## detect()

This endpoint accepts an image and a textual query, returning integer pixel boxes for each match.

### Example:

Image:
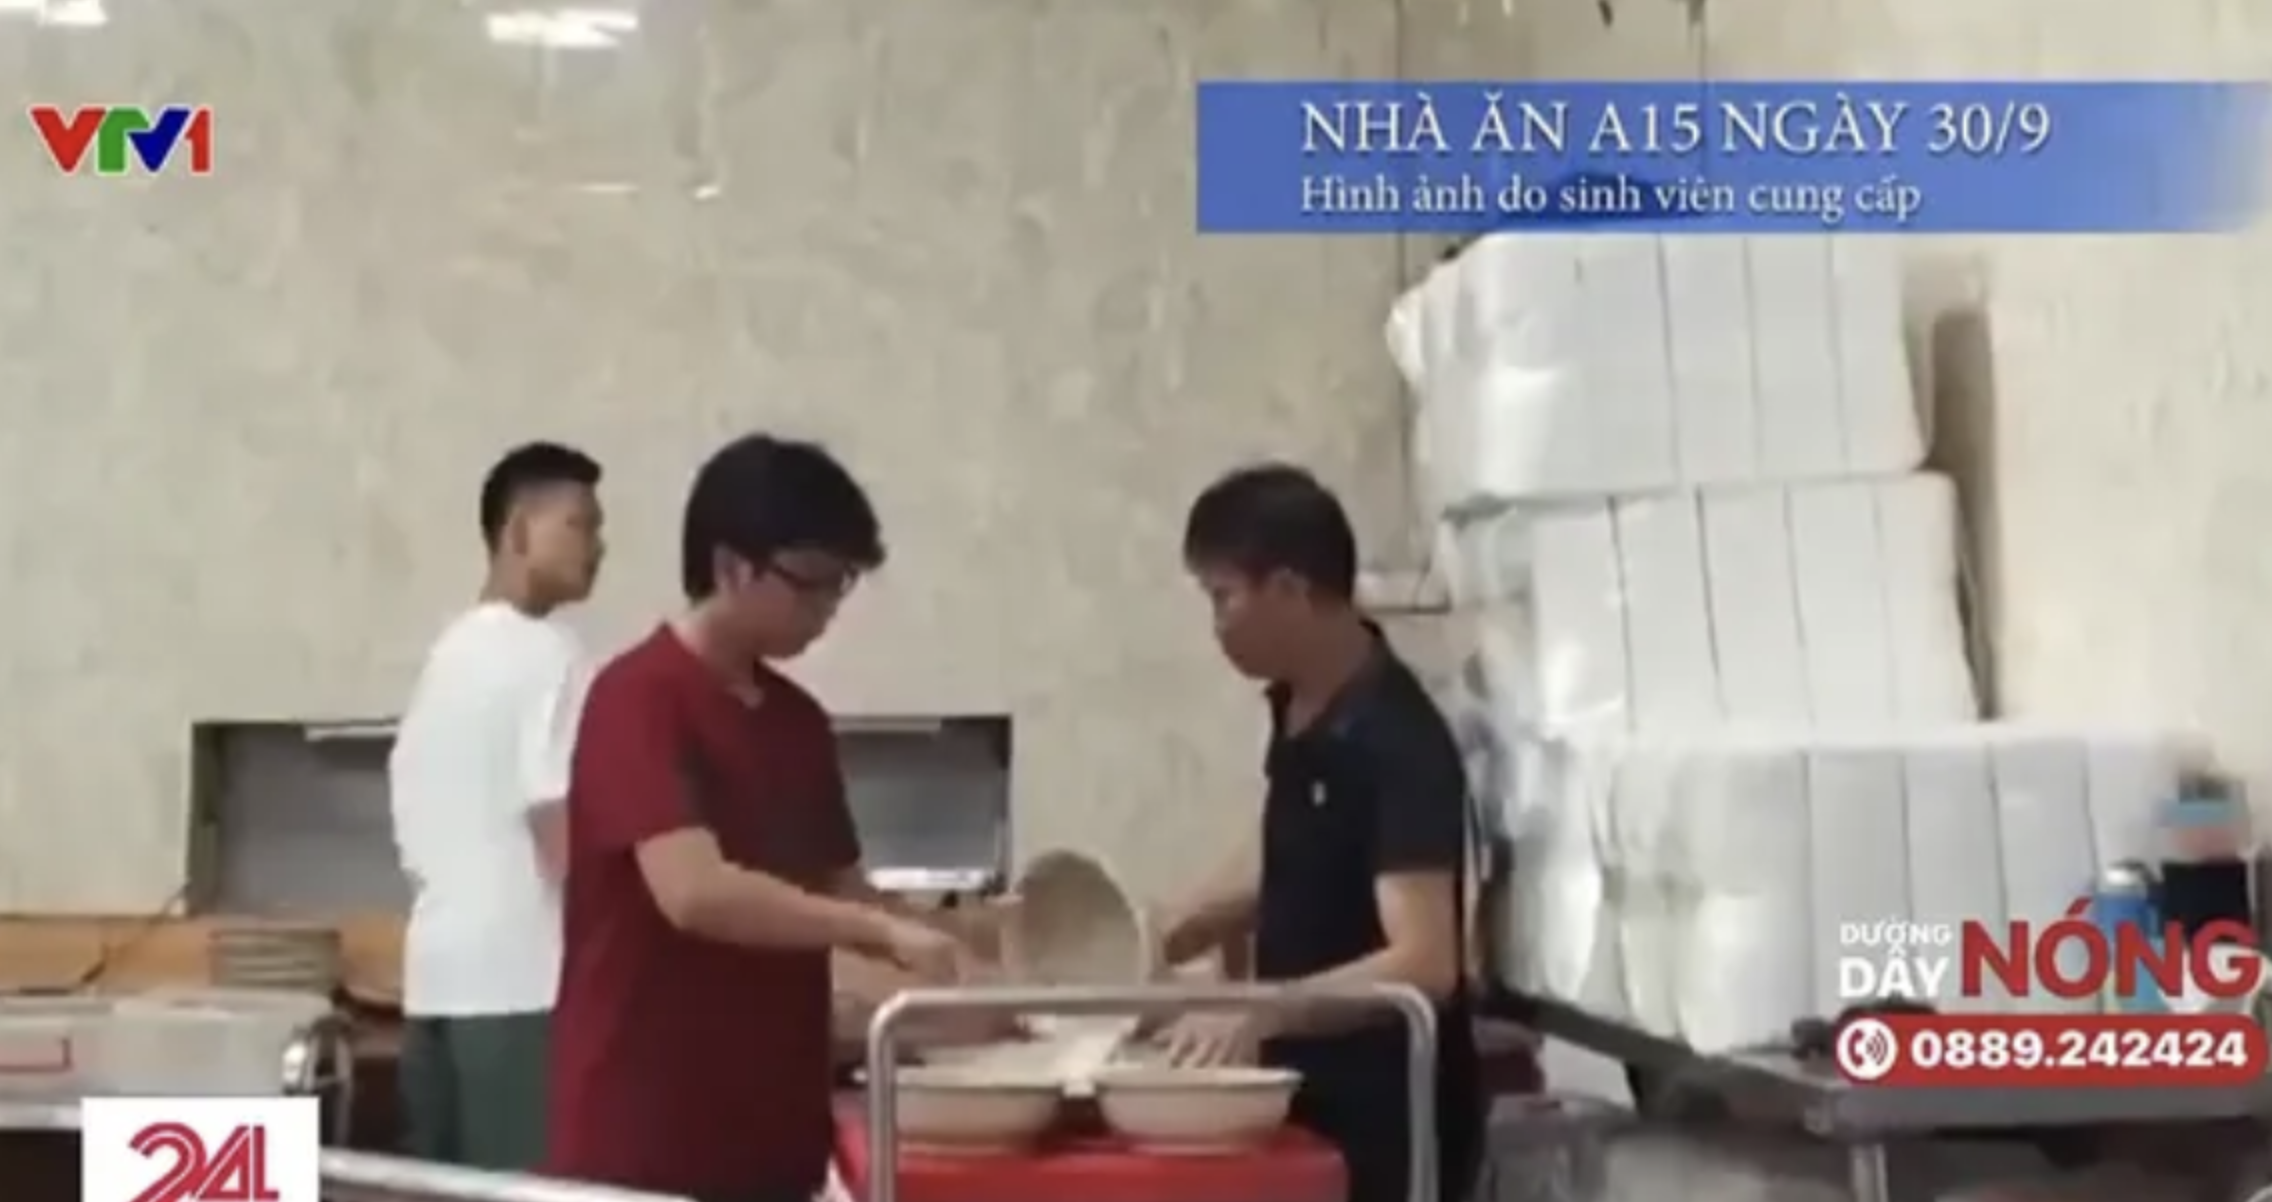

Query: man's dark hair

[478,441,602,550]
[1182,463,1358,599]
[680,434,885,600]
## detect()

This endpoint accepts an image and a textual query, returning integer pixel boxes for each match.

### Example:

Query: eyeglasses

[765,560,860,602]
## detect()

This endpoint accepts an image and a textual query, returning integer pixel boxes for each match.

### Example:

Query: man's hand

[1157,836,1260,968]
[878,914,968,983]
[1156,1010,1270,1068]
[942,894,1021,964]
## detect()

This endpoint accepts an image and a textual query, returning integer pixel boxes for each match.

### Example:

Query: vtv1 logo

[29,105,214,176]
[83,1097,319,1202]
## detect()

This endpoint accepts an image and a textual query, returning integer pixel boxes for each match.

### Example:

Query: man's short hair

[478,442,601,549]
[680,434,885,600]
[1181,463,1358,599]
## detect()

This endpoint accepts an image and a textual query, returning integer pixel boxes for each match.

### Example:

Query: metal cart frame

[864,983,1440,1202]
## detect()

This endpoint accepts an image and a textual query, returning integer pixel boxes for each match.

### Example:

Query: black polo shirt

[1255,635,1483,1202]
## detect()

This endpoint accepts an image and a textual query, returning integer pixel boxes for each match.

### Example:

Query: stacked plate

[206,921,342,995]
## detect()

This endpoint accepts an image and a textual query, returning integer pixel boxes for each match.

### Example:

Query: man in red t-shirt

[546,434,971,1202]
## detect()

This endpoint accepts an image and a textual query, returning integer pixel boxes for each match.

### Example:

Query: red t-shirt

[545,626,859,1198]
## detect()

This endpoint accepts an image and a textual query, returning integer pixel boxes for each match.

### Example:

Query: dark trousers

[399,1012,551,1170]
[1294,1097,1482,1202]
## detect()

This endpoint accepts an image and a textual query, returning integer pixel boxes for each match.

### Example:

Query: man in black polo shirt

[1155,463,1483,1202]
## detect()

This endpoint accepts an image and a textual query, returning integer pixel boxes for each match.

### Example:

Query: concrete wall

[3,0,2267,912]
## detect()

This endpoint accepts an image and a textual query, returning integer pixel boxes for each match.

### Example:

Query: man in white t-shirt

[389,441,605,1170]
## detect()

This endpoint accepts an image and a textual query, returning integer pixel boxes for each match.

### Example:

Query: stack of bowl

[207,921,342,995]
[885,849,1301,1155]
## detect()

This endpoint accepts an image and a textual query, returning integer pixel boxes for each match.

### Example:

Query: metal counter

[321,1150,691,1202]
[1502,993,2272,1202]
[0,1102,691,1202]
[0,1013,355,1138]
[0,1098,78,1131]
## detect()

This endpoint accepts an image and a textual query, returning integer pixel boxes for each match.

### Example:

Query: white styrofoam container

[1490,724,2195,1052]
[1466,474,1976,734]
[1396,234,1926,515]
[0,996,112,1097]
[90,990,332,1096]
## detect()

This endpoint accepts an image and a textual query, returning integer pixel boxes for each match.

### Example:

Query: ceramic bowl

[1004,850,1155,986]
[893,1065,1065,1153]
[1091,1065,1301,1150]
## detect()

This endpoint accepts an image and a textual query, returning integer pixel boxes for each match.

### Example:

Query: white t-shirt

[389,603,587,1017]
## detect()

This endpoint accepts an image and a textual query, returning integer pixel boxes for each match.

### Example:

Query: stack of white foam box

[1393,234,2195,1052]
[1497,725,2193,1053]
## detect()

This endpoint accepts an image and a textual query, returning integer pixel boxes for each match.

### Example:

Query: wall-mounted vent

[838,716,1011,894]
[184,712,1013,915]
[186,721,402,917]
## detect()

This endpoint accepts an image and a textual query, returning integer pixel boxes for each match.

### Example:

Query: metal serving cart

[861,983,1440,1202]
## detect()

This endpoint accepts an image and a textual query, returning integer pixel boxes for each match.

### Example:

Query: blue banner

[1194,82,2270,234]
